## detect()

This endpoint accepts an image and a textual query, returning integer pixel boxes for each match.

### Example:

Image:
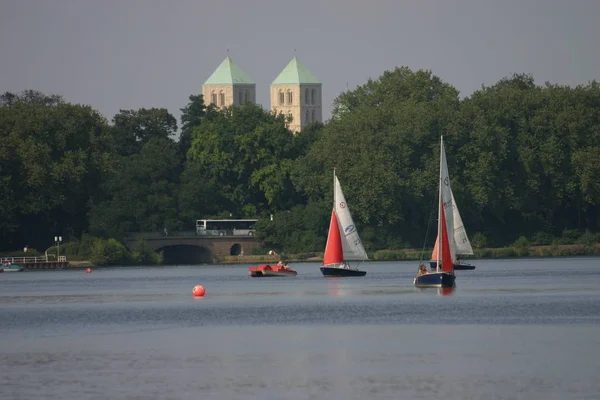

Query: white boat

[414,136,456,288]
[320,169,368,277]
[429,184,476,270]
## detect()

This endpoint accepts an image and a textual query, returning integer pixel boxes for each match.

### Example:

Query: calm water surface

[1,258,600,399]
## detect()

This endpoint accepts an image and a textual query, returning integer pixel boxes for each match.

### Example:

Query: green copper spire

[271,57,320,85]
[203,56,255,85]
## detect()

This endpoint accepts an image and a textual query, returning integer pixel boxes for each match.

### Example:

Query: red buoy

[86,268,92,274]
[192,285,205,297]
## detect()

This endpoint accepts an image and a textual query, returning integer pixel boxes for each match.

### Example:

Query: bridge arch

[158,244,212,264]
[230,243,242,256]
[123,233,258,263]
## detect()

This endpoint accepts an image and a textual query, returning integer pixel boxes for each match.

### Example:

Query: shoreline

[31,244,600,268]
[226,243,600,264]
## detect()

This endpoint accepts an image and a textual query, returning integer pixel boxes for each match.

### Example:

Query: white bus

[195,219,258,236]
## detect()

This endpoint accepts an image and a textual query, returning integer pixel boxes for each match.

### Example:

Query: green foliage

[111,108,178,155]
[532,231,554,246]
[89,238,131,266]
[0,90,113,250]
[471,232,488,249]
[2,70,600,257]
[512,236,531,249]
[88,137,182,236]
[373,249,421,261]
[179,94,218,156]
[130,240,156,265]
[512,236,531,256]
[61,234,98,260]
[255,200,330,254]
[296,67,460,249]
[577,230,599,246]
[187,103,306,216]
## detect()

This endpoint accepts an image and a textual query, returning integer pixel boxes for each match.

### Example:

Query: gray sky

[1,0,598,125]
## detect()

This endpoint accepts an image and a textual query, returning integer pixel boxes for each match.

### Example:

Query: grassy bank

[229,244,600,264]
[41,244,600,267]
[373,243,600,261]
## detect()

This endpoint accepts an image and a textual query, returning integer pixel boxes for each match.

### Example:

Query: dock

[1,255,70,270]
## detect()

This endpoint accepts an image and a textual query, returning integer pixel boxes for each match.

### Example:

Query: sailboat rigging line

[417,190,438,267]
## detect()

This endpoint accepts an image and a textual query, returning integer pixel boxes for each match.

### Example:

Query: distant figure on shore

[23,245,28,253]
[164,228,168,237]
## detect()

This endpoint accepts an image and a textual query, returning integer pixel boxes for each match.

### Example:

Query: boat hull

[429,261,475,271]
[320,267,366,277]
[248,265,297,277]
[0,264,24,272]
[414,272,456,288]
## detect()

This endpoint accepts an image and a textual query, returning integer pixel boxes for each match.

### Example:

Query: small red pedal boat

[248,264,297,277]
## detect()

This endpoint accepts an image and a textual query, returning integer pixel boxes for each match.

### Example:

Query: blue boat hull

[320,267,366,277]
[429,261,475,270]
[414,272,456,288]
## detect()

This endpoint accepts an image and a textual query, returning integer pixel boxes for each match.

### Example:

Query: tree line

[1,67,598,256]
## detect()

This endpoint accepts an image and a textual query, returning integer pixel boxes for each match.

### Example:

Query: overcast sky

[1,0,598,125]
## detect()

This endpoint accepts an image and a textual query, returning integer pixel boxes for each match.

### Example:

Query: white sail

[438,136,456,266]
[334,174,369,261]
[451,190,474,256]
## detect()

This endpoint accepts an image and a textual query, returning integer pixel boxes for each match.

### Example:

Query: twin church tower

[201,56,322,133]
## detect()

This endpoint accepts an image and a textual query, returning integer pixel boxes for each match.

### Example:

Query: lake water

[1,258,600,399]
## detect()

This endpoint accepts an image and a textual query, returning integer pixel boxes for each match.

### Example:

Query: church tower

[270,57,322,133]
[202,56,255,109]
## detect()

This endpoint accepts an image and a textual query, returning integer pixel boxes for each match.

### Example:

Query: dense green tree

[459,75,600,243]
[0,91,112,250]
[294,67,461,248]
[111,108,177,156]
[88,137,182,236]
[179,94,218,156]
[187,103,299,217]
[2,69,600,255]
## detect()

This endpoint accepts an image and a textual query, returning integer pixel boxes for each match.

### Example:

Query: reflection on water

[1,258,600,399]
[438,286,455,296]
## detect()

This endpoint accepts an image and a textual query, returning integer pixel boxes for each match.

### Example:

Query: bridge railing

[125,231,198,239]
[124,230,257,240]
[1,255,65,264]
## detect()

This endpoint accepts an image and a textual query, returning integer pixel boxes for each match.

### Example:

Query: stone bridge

[123,231,259,264]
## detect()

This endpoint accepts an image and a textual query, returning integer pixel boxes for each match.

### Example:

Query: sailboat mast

[333,168,337,209]
[437,136,443,272]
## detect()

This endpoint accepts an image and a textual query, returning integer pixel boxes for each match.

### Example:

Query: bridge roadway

[123,231,259,263]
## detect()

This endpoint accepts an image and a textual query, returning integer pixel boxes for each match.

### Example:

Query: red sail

[323,210,344,265]
[440,204,454,272]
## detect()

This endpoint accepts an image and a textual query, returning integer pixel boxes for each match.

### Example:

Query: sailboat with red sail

[320,169,368,277]
[414,136,456,288]
[428,188,476,270]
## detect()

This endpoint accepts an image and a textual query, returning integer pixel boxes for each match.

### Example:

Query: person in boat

[283,262,290,270]
[277,260,283,267]
[417,264,428,276]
